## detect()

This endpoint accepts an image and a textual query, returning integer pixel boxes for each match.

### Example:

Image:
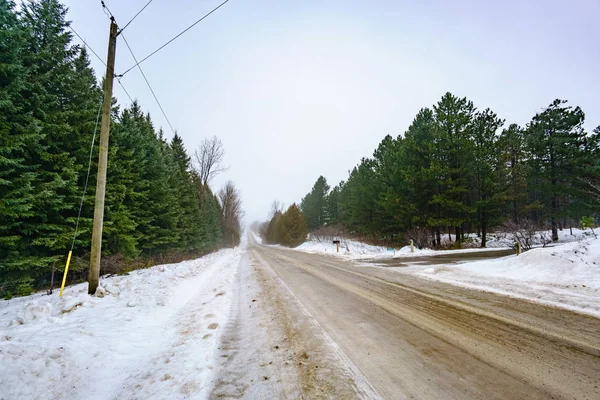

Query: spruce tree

[0,0,42,295]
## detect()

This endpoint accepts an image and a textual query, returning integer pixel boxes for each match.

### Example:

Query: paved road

[249,239,600,399]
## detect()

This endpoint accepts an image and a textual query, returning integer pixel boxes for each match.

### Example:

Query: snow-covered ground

[290,234,510,260]
[289,228,594,260]
[410,236,600,317]
[294,236,391,259]
[0,247,242,400]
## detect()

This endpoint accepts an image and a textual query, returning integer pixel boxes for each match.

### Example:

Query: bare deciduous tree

[219,181,244,246]
[193,136,229,186]
[269,200,283,219]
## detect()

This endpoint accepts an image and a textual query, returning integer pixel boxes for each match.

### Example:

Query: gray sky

[63,0,600,223]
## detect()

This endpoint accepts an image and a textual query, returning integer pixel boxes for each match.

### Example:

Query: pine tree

[525,99,586,241]
[326,183,343,224]
[429,93,476,242]
[301,176,330,230]
[470,108,505,247]
[338,158,380,236]
[498,124,529,223]
[401,108,439,244]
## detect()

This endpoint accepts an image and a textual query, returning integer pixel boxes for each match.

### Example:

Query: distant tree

[193,136,229,186]
[219,181,243,247]
[269,199,283,219]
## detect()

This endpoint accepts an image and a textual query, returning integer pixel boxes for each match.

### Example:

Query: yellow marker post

[59,251,73,297]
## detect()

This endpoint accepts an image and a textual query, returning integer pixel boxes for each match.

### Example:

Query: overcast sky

[62,0,600,223]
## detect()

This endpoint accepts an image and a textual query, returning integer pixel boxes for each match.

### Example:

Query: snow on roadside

[294,236,390,259]
[0,247,242,400]
[287,229,595,260]
[409,237,600,316]
[290,235,510,260]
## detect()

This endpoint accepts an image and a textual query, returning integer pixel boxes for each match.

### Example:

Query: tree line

[300,93,600,248]
[0,0,242,297]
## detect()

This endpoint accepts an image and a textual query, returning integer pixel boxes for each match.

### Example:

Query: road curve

[249,239,600,399]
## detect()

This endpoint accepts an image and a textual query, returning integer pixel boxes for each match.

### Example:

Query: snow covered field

[0,247,242,400]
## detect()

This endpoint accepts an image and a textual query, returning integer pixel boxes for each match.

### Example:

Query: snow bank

[290,228,596,261]
[290,235,511,260]
[444,227,591,248]
[413,237,600,316]
[0,248,242,400]
[293,236,392,259]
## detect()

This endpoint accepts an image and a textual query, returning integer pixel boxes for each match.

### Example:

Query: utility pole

[88,17,117,295]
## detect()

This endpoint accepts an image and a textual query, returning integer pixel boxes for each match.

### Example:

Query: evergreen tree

[525,99,586,241]
[265,211,283,244]
[470,108,505,247]
[401,108,439,244]
[338,158,380,236]
[281,204,308,247]
[169,133,205,251]
[429,93,476,242]
[371,134,405,238]
[498,124,529,223]
[301,176,330,230]
[0,0,42,295]
[326,183,343,224]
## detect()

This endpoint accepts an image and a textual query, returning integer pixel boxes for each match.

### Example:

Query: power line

[118,0,154,35]
[68,25,106,67]
[68,24,135,105]
[70,95,104,252]
[117,79,135,104]
[118,0,230,77]
[120,32,176,135]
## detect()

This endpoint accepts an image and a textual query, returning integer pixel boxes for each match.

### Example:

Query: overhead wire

[117,0,154,35]
[120,32,176,134]
[70,95,104,252]
[68,25,106,67]
[69,24,135,105]
[117,0,230,77]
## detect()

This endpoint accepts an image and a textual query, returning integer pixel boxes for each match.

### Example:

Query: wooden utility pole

[88,18,117,295]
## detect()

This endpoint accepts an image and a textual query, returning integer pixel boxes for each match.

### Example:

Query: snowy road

[248,238,600,399]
